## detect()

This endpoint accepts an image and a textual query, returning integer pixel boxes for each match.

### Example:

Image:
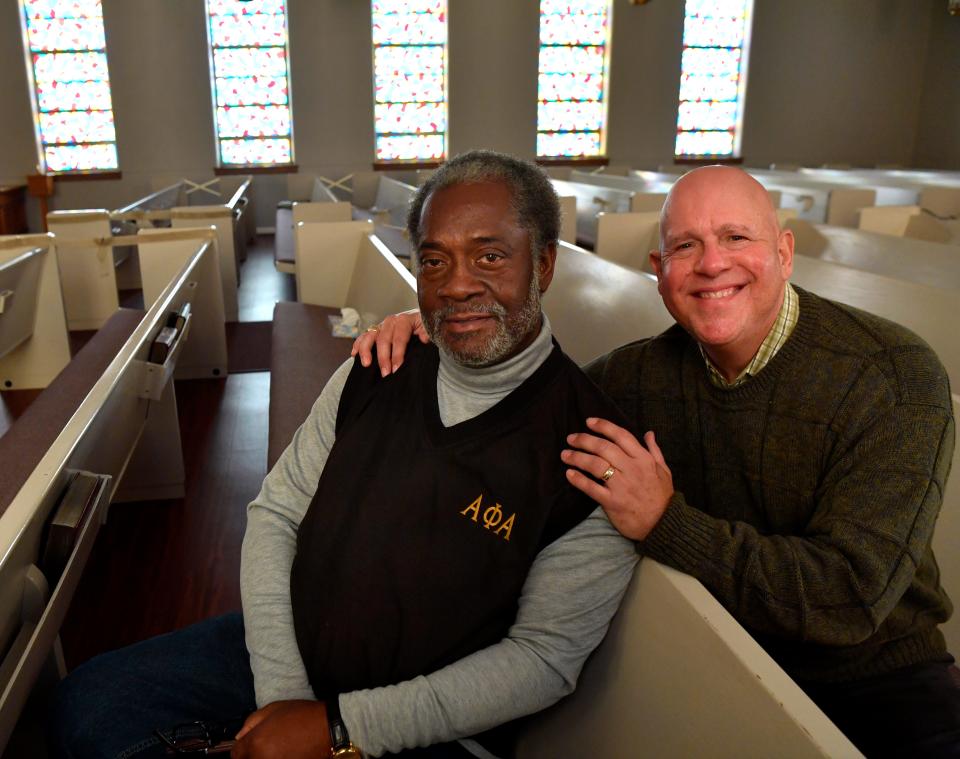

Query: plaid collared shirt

[702,282,799,389]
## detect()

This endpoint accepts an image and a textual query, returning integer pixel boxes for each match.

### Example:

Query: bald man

[357,166,960,756]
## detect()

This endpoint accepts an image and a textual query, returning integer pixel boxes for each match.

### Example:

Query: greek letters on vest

[459,494,516,541]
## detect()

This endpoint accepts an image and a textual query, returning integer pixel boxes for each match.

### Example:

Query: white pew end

[558,195,577,244]
[904,214,960,245]
[0,235,70,390]
[543,243,673,366]
[857,205,923,237]
[595,211,659,272]
[920,186,960,219]
[137,228,228,379]
[171,206,240,322]
[0,236,216,751]
[46,211,118,330]
[295,221,417,325]
[517,559,860,758]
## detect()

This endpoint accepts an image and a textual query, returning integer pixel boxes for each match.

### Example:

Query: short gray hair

[407,150,561,263]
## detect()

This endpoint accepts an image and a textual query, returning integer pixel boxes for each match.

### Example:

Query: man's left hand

[232,700,331,759]
[562,418,674,541]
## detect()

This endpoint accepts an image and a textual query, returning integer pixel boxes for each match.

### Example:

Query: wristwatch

[327,696,363,758]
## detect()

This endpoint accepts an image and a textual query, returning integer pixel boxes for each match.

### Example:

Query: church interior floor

[59,233,291,668]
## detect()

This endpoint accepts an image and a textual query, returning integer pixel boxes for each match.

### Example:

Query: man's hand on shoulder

[562,418,673,540]
[232,700,331,759]
[351,309,429,377]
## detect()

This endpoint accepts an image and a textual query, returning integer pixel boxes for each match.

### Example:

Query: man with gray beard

[52,151,637,759]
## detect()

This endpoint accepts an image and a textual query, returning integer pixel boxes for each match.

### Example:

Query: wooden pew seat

[268,302,352,469]
[0,308,144,516]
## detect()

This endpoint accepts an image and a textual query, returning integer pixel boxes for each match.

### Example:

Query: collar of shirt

[700,282,799,389]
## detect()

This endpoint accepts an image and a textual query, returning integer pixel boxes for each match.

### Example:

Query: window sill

[214,164,298,176]
[49,170,123,182]
[372,160,442,171]
[536,157,609,168]
[672,156,743,166]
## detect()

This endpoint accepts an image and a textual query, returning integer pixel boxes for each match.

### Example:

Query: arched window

[371,0,448,163]
[19,0,119,173]
[674,0,754,159]
[205,0,294,167]
[537,0,611,160]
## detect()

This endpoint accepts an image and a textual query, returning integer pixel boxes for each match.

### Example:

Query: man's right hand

[351,308,428,377]
[232,700,331,759]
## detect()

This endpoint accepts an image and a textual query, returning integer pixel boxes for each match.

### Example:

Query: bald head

[660,166,780,247]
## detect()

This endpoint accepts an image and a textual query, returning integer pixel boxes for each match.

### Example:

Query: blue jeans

[51,613,256,759]
[51,613,476,759]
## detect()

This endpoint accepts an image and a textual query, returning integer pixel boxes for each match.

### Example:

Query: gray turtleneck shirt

[240,317,638,757]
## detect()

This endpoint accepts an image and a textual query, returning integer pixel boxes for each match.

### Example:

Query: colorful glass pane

[33,51,109,83]
[537,131,601,158]
[220,137,291,165]
[45,143,118,172]
[683,15,745,48]
[216,106,290,138]
[675,0,752,158]
[540,12,607,46]
[538,45,605,76]
[207,0,286,16]
[24,0,102,20]
[541,0,608,14]
[677,101,737,131]
[25,18,105,51]
[212,48,287,79]
[207,0,294,165]
[675,130,734,157]
[539,73,603,103]
[371,1,447,161]
[36,78,112,112]
[375,102,446,135]
[372,10,446,45]
[538,101,604,132]
[215,76,289,107]
[209,14,286,48]
[39,110,115,144]
[376,134,445,161]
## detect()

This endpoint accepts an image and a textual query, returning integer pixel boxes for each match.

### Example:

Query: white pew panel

[171,207,239,322]
[0,235,70,390]
[517,559,860,758]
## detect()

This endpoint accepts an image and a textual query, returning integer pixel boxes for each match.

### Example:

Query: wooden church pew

[0,229,225,753]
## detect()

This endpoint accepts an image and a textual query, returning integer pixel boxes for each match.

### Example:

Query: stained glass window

[371,1,447,162]
[674,0,754,159]
[205,0,294,167]
[537,0,611,159]
[19,0,119,173]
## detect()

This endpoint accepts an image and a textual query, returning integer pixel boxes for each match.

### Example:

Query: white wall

[1,0,957,229]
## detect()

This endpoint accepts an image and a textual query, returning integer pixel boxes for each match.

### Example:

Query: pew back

[550,179,633,248]
[0,235,70,389]
[517,559,860,758]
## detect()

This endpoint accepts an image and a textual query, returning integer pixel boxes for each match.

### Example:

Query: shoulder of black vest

[335,341,439,435]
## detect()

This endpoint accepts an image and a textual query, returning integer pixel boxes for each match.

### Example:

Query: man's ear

[777,228,795,280]
[537,242,558,293]
[649,250,663,278]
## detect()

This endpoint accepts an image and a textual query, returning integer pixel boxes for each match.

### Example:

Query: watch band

[327,696,363,758]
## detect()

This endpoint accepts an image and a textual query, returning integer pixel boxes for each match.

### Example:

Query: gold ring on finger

[601,466,616,482]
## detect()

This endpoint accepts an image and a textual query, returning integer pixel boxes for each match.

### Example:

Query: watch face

[332,746,363,759]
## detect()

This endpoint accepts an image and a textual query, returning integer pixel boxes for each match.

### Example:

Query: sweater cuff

[640,492,717,575]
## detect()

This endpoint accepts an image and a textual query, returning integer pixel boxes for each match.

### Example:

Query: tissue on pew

[330,307,361,338]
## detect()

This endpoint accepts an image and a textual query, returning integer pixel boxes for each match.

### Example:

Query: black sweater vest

[290,340,623,697]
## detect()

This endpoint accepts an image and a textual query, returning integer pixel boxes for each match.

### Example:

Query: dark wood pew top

[0,308,146,517]
[269,302,353,470]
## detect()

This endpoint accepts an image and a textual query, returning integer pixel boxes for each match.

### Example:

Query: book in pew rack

[148,302,191,364]
[40,471,110,585]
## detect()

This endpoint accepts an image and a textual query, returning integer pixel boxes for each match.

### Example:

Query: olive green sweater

[586,286,955,683]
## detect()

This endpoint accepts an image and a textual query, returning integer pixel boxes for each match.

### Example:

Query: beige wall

[1,0,957,228]
[915,4,960,170]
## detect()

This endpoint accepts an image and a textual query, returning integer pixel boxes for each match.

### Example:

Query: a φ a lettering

[482,503,503,530]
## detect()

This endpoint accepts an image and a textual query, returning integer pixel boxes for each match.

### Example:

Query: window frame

[535,0,613,162]
[370,0,449,165]
[204,0,296,170]
[18,0,121,176]
[673,0,755,162]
